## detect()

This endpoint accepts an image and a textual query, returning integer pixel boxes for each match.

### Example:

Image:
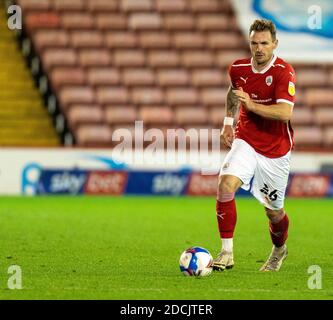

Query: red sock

[216,199,237,238]
[269,214,289,247]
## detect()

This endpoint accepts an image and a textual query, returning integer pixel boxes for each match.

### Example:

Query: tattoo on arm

[226,86,239,118]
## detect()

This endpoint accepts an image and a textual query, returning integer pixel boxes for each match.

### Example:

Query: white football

[179,246,213,277]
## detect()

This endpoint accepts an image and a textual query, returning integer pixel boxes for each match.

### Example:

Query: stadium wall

[0,149,332,197]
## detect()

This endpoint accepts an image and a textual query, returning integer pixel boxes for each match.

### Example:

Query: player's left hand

[232,88,255,112]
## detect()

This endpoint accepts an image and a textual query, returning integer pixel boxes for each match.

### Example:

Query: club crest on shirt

[265,75,273,86]
[288,81,295,96]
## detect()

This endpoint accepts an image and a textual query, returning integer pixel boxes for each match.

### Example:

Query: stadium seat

[17,0,51,12]
[323,128,333,147]
[66,104,104,129]
[120,0,153,12]
[50,67,86,91]
[191,69,225,87]
[75,124,113,147]
[41,49,77,71]
[294,126,323,148]
[291,107,313,126]
[155,0,187,12]
[196,14,230,31]
[314,107,333,126]
[105,106,137,125]
[200,88,228,106]
[70,31,104,48]
[58,86,95,110]
[87,68,120,86]
[156,69,190,87]
[33,30,69,53]
[139,106,174,125]
[128,13,162,30]
[95,14,127,30]
[25,12,60,34]
[53,0,85,11]
[305,89,333,107]
[86,0,118,12]
[207,32,244,49]
[209,107,225,127]
[295,68,327,87]
[96,87,129,105]
[166,88,198,105]
[113,50,146,67]
[189,0,222,12]
[175,107,208,125]
[105,32,138,49]
[60,13,95,30]
[78,49,112,67]
[172,33,205,49]
[215,50,250,67]
[181,51,215,68]
[139,32,171,49]
[122,68,155,86]
[147,50,180,67]
[163,14,195,30]
[131,87,164,104]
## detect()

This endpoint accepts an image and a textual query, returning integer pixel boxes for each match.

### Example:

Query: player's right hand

[221,125,234,148]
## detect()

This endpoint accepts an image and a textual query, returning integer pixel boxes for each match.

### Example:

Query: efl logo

[288,174,330,197]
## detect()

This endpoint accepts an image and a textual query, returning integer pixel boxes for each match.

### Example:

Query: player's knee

[265,207,285,223]
[218,175,240,194]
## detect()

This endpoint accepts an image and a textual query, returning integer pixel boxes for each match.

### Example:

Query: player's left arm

[233,66,296,122]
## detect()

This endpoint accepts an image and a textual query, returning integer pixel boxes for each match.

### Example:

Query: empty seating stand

[17,0,333,150]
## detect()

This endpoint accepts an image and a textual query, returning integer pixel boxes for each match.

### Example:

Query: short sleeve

[275,65,296,106]
[228,64,237,88]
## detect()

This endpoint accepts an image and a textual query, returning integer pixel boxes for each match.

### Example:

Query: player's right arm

[221,86,239,148]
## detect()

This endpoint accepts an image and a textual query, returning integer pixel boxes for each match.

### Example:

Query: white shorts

[219,138,291,210]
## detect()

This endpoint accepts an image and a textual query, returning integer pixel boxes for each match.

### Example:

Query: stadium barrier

[0,149,332,197]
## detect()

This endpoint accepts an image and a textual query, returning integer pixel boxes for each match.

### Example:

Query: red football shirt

[229,54,296,158]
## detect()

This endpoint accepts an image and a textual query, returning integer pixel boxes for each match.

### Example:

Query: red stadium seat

[196,14,230,31]
[128,13,162,30]
[87,68,120,86]
[113,50,146,67]
[95,14,127,30]
[209,107,225,127]
[58,86,95,110]
[175,107,208,125]
[75,124,113,147]
[200,88,228,106]
[122,68,155,86]
[215,50,250,68]
[172,33,205,49]
[155,0,187,12]
[163,14,195,30]
[86,0,118,12]
[105,106,137,125]
[323,128,333,147]
[78,49,112,67]
[166,88,198,105]
[314,107,333,126]
[139,32,171,49]
[96,87,130,105]
[53,0,85,11]
[33,30,69,52]
[60,13,95,30]
[294,126,323,148]
[295,68,327,87]
[291,107,313,126]
[105,32,138,49]
[120,0,153,12]
[41,49,77,71]
[70,31,104,48]
[139,106,174,125]
[50,67,86,91]
[207,32,245,49]
[147,50,180,67]
[131,87,164,104]
[17,0,51,12]
[25,12,60,34]
[191,69,225,87]
[181,51,215,68]
[66,104,104,129]
[156,69,189,87]
[189,0,223,13]
[305,89,333,107]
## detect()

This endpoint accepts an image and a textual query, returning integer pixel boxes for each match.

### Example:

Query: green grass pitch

[0,196,332,300]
